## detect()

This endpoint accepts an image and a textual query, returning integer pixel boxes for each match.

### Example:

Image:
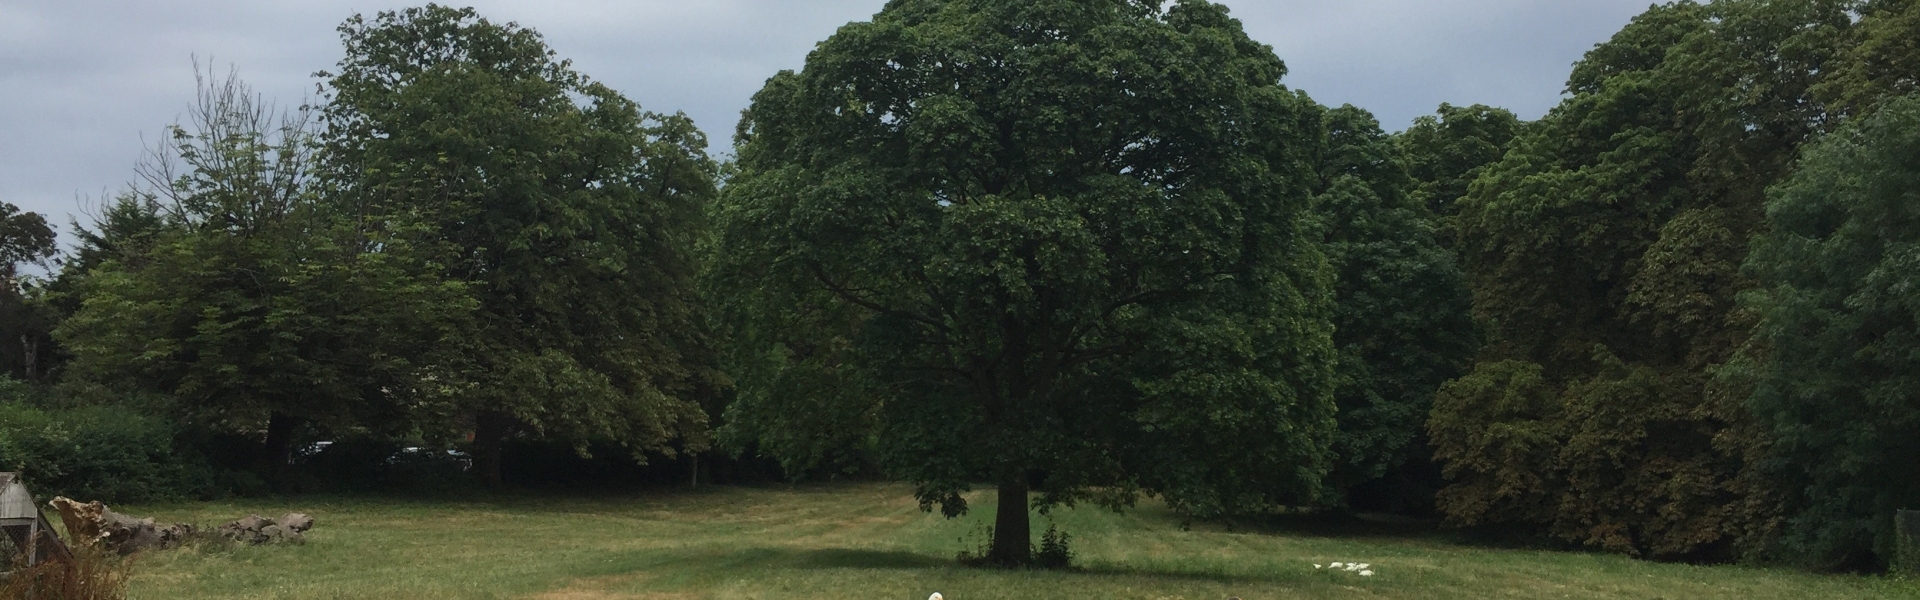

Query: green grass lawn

[117,483,1914,600]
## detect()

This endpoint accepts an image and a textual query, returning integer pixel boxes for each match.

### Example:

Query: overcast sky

[0,0,1655,240]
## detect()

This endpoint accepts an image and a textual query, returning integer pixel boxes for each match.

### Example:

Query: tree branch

[809,263,950,334]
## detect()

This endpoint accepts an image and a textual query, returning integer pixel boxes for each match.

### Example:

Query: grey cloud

[1238,0,1651,125]
[1,0,1650,240]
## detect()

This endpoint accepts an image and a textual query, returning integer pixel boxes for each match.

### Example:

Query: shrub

[0,545,133,600]
[1035,524,1074,570]
[0,403,201,503]
[1898,511,1920,576]
[952,524,1074,570]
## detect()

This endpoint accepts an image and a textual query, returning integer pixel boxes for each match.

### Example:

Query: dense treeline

[1428,0,1920,569]
[5,6,727,499]
[1308,105,1477,513]
[0,0,1915,572]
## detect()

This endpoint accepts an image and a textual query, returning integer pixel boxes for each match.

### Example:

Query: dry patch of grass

[528,573,683,600]
[116,484,1917,600]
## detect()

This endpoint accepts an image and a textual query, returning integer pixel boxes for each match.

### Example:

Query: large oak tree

[715,0,1337,565]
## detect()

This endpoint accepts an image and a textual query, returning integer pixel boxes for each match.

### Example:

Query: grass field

[116,483,1915,600]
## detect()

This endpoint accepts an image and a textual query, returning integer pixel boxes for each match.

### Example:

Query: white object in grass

[1329,562,1343,568]
[930,594,944,600]
[1314,564,1323,569]
[1359,570,1374,576]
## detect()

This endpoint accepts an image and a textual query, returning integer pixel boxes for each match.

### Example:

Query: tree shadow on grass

[1216,511,1441,539]
[1230,513,1579,557]
[784,548,953,570]
[654,546,952,573]
[1209,510,1581,557]
[716,546,1293,586]
[1068,564,1294,586]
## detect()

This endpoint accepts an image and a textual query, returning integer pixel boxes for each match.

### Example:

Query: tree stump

[47,497,191,555]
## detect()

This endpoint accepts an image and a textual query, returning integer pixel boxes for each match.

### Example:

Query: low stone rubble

[217,512,315,545]
[47,496,317,552]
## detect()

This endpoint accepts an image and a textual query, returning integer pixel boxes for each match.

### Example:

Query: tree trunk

[988,476,1032,566]
[21,334,36,381]
[255,413,302,484]
[472,411,511,488]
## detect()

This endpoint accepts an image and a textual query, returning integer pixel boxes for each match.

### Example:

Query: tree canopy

[715,0,1338,565]
[56,68,468,479]
[1429,0,1855,560]
[1394,103,1523,220]
[1308,104,1477,511]
[0,201,58,382]
[1736,92,1920,570]
[316,5,724,486]
[1813,0,1920,118]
